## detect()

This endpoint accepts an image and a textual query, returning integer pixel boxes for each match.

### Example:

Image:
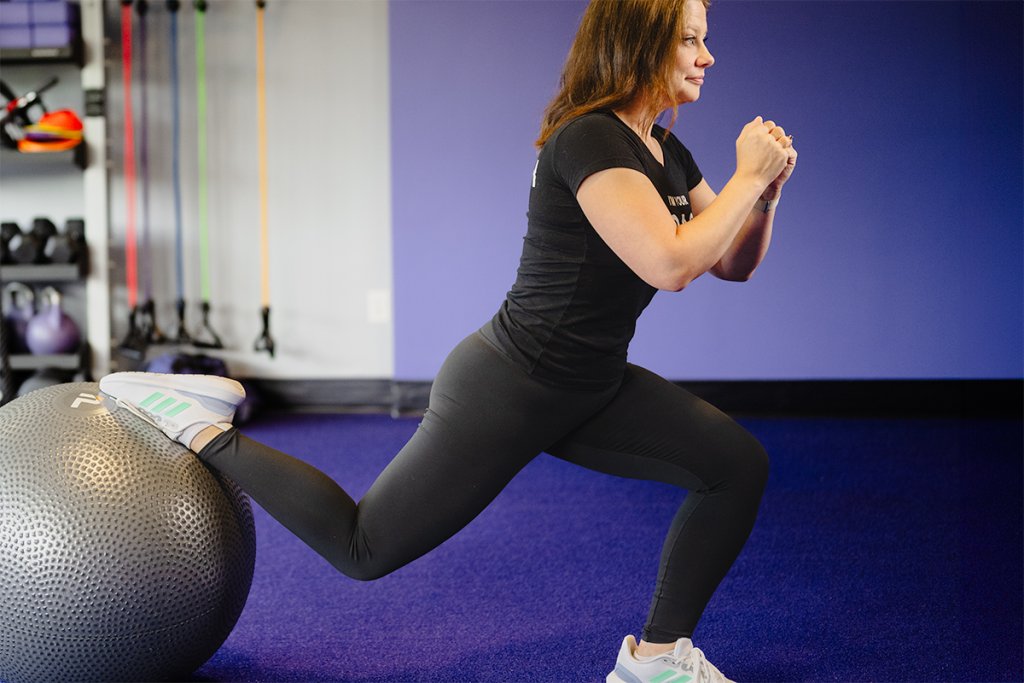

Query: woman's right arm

[576,116,788,291]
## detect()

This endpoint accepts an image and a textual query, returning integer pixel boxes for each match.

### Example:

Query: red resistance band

[122,2,138,309]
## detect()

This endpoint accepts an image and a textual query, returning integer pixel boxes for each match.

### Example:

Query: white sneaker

[99,372,245,448]
[606,635,734,683]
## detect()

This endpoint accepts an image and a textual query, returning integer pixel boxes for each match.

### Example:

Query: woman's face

[670,0,714,105]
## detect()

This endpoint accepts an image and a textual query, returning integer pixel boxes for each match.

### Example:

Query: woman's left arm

[700,181,775,282]
[696,128,797,281]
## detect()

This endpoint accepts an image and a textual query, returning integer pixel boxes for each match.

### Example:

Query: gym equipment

[0,77,58,150]
[145,350,228,376]
[118,0,148,358]
[135,0,165,346]
[22,109,83,144]
[25,286,80,355]
[0,300,9,405]
[0,382,256,682]
[14,367,72,398]
[5,226,40,265]
[30,217,57,244]
[192,0,224,349]
[6,218,58,264]
[2,217,86,266]
[2,283,34,353]
[1,221,20,263]
[0,220,83,265]
[42,218,87,265]
[167,0,193,344]
[19,109,83,152]
[253,0,275,357]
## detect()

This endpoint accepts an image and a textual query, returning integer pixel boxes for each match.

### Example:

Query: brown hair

[536,0,711,148]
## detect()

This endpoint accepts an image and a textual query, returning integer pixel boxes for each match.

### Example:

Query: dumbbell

[5,224,40,264]
[4,218,57,264]
[0,221,20,264]
[3,218,85,265]
[43,218,86,264]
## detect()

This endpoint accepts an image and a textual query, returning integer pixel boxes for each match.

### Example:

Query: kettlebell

[2,282,35,354]
[25,286,80,355]
[15,366,73,397]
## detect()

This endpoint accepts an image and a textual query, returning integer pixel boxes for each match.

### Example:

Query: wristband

[754,196,779,214]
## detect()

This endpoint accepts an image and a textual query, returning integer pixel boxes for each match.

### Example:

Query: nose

[699,43,715,68]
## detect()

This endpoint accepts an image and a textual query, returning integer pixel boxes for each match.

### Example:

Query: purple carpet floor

[191,413,1023,682]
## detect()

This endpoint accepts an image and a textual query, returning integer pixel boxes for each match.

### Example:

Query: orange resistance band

[256,3,270,308]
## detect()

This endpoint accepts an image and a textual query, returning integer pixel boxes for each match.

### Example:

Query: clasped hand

[736,116,798,199]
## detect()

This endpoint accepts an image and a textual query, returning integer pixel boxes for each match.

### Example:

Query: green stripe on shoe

[139,392,164,409]
[164,401,191,418]
[153,397,177,414]
[651,671,692,683]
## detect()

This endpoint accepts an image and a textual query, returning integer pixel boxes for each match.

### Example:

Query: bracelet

[754,195,780,214]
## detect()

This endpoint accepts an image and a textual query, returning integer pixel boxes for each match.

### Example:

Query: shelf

[0,144,87,170]
[9,352,81,371]
[1,0,109,385]
[0,37,83,67]
[0,262,84,283]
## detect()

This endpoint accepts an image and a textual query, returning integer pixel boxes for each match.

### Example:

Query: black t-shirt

[481,110,704,390]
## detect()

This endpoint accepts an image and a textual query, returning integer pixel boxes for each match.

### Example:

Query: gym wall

[390,0,1023,382]
[2,0,394,381]
[98,0,395,381]
[3,1,1021,391]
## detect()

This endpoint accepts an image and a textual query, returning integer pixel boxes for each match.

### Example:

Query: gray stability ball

[0,382,256,683]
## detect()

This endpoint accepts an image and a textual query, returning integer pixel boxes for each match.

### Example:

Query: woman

[100,0,797,680]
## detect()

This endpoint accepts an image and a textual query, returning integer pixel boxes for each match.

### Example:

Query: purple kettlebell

[25,286,80,355]
[2,282,35,354]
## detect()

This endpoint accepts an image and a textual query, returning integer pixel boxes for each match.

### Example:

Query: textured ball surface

[0,382,256,683]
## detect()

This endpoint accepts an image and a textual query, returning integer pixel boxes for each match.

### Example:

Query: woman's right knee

[706,419,770,496]
[742,433,770,492]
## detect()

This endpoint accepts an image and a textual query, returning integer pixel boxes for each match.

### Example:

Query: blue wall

[390,0,1023,381]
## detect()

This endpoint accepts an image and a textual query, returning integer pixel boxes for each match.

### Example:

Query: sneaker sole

[100,372,245,405]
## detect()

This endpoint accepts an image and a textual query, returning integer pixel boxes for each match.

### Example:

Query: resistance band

[253,0,275,357]
[193,0,223,348]
[118,0,147,357]
[136,0,164,345]
[168,0,192,343]
[121,1,136,314]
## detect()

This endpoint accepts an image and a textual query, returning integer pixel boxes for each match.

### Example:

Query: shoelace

[688,646,727,683]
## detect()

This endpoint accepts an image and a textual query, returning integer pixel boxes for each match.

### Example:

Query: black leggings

[199,332,769,642]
